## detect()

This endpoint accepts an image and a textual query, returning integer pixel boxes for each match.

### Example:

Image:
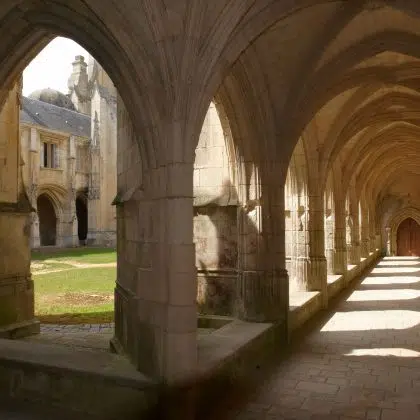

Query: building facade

[20,55,117,248]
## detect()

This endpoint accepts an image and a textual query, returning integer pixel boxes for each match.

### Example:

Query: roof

[20,96,91,138]
[28,88,76,111]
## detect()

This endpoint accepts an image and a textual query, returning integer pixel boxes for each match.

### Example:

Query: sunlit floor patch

[347,289,420,301]
[320,310,420,331]
[345,348,420,357]
[370,267,420,274]
[361,276,420,285]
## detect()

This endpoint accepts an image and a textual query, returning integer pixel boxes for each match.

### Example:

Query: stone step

[0,338,157,419]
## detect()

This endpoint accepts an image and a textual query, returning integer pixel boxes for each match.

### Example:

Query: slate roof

[20,96,91,138]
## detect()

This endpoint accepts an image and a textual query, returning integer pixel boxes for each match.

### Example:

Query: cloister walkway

[228,257,420,420]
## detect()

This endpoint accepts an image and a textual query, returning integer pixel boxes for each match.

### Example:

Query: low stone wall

[0,338,157,419]
[289,250,381,333]
[289,292,322,332]
[197,270,236,316]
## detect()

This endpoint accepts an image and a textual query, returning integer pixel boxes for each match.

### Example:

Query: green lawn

[31,248,116,324]
[31,247,116,264]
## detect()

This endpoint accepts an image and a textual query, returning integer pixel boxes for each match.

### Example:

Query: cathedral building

[20,55,117,248]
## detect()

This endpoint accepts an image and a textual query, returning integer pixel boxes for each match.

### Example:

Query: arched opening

[75,194,88,244]
[37,193,57,246]
[22,38,118,358]
[397,218,420,256]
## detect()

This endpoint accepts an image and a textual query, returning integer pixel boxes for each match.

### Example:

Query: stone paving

[230,257,420,420]
[22,322,215,353]
[22,323,114,352]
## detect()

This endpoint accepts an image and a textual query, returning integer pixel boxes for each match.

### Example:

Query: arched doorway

[76,195,88,245]
[37,194,57,246]
[397,218,420,256]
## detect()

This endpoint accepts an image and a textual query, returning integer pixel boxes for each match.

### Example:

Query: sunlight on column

[344,348,420,357]
[347,289,420,301]
[320,310,420,332]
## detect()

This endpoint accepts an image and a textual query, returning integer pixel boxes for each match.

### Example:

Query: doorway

[37,194,57,246]
[76,195,88,245]
[397,218,420,256]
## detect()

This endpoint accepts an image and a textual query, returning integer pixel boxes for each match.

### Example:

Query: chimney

[67,55,88,96]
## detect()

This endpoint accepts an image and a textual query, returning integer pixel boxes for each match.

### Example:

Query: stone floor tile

[227,258,420,420]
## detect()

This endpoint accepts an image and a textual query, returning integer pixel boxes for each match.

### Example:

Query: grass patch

[32,247,116,264]
[34,267,116,294]
[32,249,116,324]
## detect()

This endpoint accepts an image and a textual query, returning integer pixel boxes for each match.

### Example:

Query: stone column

[360,205,370,258]
[235,164,288,328]
[325,210,334,274]
[112,97,197,383]
[347,198,360,265]
[0,79,39,337]
[369,215,377,253]
[295,193,327,305]
[31,211,40,248]
[61,135,78,247]
[332,197,347,275]
[386,227,391,256]
[61,191,77,247]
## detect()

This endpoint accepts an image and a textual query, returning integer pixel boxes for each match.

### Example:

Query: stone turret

[68,55,90,114]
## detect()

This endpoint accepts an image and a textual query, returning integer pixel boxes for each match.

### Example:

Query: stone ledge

[0,338,156,418]
[346,264,360,284]
[0,338,154,389]
[327,274,346,299]
[195,319,285,417]
[198,320,273,374]
[289,291,322,332]
[0,319,40,339]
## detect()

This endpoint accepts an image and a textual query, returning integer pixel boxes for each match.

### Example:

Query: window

[42,142,60,168]
[76,146,88,172]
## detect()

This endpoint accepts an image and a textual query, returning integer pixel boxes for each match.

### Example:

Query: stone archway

[37,193,57,246]
[387,208,420,256]
[397,218,420,256]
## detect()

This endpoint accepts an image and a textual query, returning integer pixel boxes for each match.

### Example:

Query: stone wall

[0,80,39,338]
[193,102,238,316]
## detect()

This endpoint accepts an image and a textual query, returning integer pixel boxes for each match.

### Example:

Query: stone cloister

[3,1,420,417]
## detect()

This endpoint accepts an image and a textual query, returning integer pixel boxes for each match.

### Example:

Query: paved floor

[228,257,420,419]
[7,257,420,419]
[22,323,114,352]
[21,323,215,353]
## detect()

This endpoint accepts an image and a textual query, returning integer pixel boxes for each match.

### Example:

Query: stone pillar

[360,205,370,258]
[332,197,347,275]
[60,135,78,247]
[31,211,40,248]
[386,227,391,256]
[375,233,381,250]
[0,79,39,337]
[61,192,77,247]
[325,210,334,274]
[295,193,327,305]
[347,198,360,265]
[235,166,288,326]
[369,220,376,253]
[112,97,197,383]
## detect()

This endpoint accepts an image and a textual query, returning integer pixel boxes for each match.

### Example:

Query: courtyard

[31,248,116,324]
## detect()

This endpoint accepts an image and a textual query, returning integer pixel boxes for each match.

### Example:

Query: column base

[234,269,288,323]
[0,319,40,339]
[369,236,376,253]
[325,248,334,275]
[360,240,369,258]
[296,256,327,308]
[333,248,347,275]
[348,243,361,265]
